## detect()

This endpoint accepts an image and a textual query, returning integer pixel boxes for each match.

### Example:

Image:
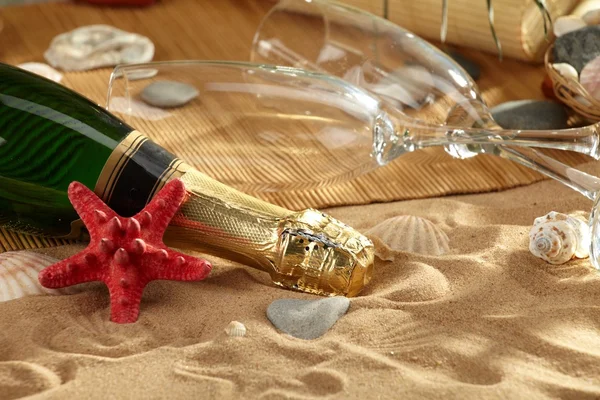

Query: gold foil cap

[271,209,374,297]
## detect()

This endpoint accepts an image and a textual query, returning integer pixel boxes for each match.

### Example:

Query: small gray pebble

[491,100,569,130]
[140,80,199,108]
[266,297,350,340]
[449,51,481,81]
[553,26,600,73]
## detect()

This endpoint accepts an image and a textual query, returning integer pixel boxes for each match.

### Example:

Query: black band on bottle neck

[95,131,179,217]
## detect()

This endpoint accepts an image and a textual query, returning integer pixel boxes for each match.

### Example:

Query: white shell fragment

[224,321,247,337]
[365,215,449,261]
[0,251,74,302]
[552,63,579,81]
[529,211,590,265]
[17,62,63,83]
[44,25,154,71]
[553,15,587,37]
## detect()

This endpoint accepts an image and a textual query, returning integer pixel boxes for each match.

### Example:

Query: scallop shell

[365,215,449,261]
[0,251,74,302]
[529,212,590,265]
[224,321,247,337]
[44,25,154,71]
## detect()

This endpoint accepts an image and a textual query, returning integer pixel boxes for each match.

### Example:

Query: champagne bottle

[0,63,374,297]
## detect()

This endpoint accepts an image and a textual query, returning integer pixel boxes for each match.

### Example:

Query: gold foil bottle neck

[95,132,375,297]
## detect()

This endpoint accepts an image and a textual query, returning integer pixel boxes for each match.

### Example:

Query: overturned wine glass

[250,0,600,188]
[108,60,600,195]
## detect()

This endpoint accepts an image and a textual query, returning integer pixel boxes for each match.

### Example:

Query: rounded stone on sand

[140,81,199,108]
[491,100,569,130]
[266,297,350,340]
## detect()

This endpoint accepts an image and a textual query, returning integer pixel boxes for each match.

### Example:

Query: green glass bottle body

[0,63,132,236]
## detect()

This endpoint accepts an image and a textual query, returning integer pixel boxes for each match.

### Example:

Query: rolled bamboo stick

[337,0,580,62]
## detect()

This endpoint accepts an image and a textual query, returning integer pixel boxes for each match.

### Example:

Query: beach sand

[2,161,600,399]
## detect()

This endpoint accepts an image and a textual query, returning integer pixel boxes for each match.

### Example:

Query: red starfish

[39,179,212,324]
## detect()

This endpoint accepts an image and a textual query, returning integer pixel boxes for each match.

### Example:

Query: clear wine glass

[106,3,600,199]
[250,0,600,160]
[107,61,600,195]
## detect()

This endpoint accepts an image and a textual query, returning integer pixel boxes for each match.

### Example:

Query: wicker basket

[545,44,600,121]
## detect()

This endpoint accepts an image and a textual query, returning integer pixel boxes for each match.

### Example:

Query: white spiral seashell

[529,212,590,265]
[365,215,449,261]
[0,251,76,302]
[224,321,247,337]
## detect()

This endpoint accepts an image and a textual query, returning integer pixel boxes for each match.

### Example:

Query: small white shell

[44,25,154,71]
[0,251,74,302]
[17,62,63,83]
[224,321,246,337]
[552,63,579,81]
[553,15,587,37]
[529,212,590,265]
[365,215,449,261]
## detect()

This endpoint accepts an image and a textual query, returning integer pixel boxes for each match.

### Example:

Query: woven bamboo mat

[0,0,591,252]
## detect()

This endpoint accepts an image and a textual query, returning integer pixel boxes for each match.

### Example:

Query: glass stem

[409,122,600,160]
[379,111,600,201]
[491,146,600,201]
